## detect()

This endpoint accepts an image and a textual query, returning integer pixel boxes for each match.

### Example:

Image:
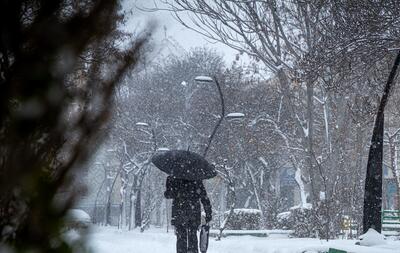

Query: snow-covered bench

[209,229,293,238]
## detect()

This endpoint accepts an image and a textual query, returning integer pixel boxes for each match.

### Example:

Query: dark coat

[164,176,212,227]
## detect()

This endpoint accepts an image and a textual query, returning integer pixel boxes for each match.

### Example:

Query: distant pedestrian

[164,176,212,253]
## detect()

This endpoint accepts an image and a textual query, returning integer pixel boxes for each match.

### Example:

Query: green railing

[328,249,347,253]
[381,210,400,233]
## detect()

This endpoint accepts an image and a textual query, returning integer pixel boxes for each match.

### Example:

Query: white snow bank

[277,211,291,220]
[88,226,400,253]
[63,228,82,244]
[290,203,312,210]
[358,228,386,246]
[66,209,91,224]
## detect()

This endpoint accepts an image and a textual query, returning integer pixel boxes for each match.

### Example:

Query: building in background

[383,165,399,210]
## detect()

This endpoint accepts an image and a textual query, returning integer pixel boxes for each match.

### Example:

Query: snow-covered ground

[87,226,400,253]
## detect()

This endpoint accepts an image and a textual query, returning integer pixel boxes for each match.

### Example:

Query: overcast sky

[124,0,238,63]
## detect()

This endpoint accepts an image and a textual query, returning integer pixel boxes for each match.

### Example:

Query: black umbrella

[151,150,217,180]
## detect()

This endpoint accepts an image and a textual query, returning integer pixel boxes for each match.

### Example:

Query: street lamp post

[195,76,225,157]
[194,76,246,157]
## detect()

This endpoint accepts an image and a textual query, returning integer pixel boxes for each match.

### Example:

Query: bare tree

[157,0,400,237]
[157,0,333,207]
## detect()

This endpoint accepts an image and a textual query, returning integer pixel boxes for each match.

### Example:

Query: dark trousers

[175,225,198,253]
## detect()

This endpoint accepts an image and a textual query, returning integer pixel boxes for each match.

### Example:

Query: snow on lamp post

[135,122,150,127]
[157,147,169,152]
[194,76,214,83]
[225,112,246,155]
[225,112,245,154]
[195,75,225,157]
[226,112,245,122]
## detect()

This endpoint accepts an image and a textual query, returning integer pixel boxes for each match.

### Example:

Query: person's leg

[187,225,199,253]
[175,225,188,253]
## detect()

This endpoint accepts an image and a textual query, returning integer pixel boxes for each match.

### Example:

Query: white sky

[123,0,239,64]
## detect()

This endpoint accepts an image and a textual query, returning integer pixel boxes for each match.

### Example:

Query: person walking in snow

[164,176,212,253]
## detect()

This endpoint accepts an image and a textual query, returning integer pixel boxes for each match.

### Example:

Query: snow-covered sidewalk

[88,226,400,253]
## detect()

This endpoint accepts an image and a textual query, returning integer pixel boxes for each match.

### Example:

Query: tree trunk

[276,69,311,203]
[118,171,128,229]
[105,168,120,225]
[93,167,107,224]
[363,110,384,233]
[217,181,235,241]
[128,181,135,230]
[363,51,400,233]
[306,80,317,202]
[246,163,267,228]
[135,189,142,228]
[353,125,365,237]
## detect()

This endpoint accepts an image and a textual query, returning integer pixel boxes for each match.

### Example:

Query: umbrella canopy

[151,150,217,180]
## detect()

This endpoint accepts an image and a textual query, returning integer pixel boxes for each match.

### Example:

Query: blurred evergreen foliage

[0,0,151,251]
